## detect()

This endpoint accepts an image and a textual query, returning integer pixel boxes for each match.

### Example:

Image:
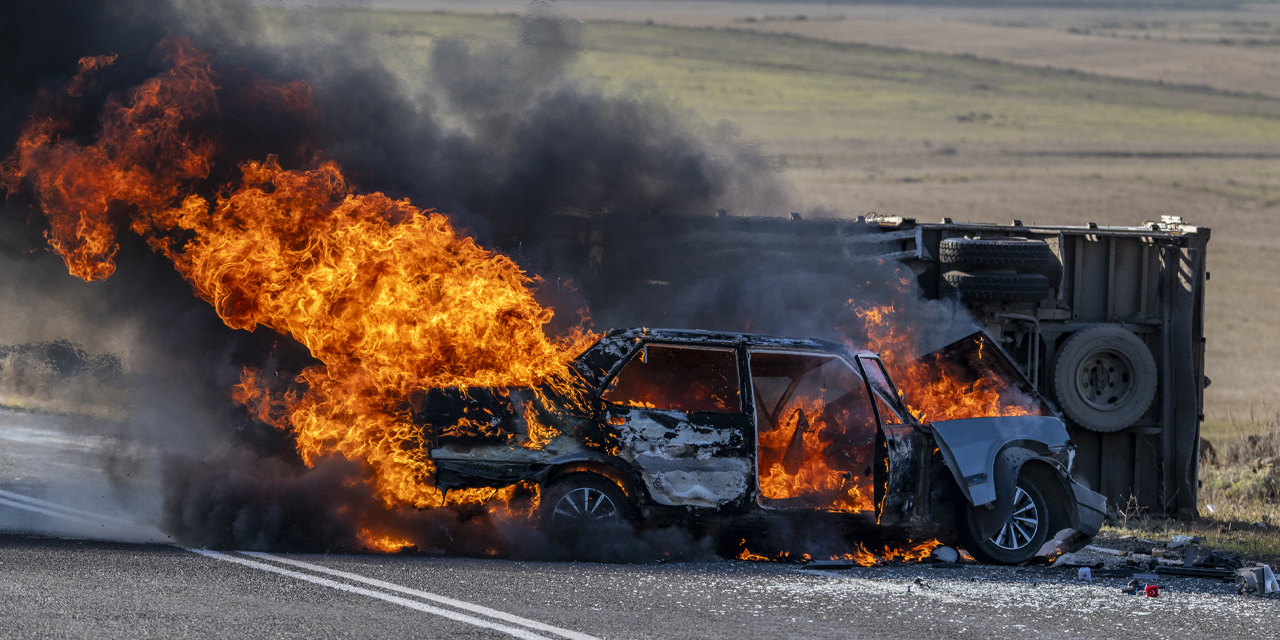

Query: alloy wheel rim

[552,487,618,524]
[989,486,1039,550]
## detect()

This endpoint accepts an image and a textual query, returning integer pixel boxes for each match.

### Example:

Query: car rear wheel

[960,476,1050,565]
[541,474,631,532]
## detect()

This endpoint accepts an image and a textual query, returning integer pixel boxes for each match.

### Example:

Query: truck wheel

[959,476,1050,565]
[541,474,632,531]
[940,237,1055,271]
[1051,325,1157,432]
[942,271,1052,303]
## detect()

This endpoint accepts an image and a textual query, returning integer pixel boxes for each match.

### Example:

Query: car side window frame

[596,340,746,415]
[745,348,881,512]
[856,355,912,426]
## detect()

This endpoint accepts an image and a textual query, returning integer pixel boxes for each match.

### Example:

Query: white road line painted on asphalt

[0,488,130,524]
[243,552,601,640]
[191,549,553,640]
[0,496,98,524]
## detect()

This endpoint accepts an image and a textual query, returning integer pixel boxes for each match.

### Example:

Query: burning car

[410,328,1106,565]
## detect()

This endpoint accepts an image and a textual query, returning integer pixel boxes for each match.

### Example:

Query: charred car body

[411,328,1107,564]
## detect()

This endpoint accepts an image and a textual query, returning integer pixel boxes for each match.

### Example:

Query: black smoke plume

[0,0,970,555]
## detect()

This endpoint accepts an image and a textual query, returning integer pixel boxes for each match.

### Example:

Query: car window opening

[601,344,741,413]
[749,352,877,513]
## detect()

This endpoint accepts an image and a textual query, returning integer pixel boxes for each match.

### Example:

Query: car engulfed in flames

[1,36,1105,563]
[409,328,1107,565]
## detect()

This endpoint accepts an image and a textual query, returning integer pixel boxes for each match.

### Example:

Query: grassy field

[312,9,1280,418]
[1108,412,1280,560]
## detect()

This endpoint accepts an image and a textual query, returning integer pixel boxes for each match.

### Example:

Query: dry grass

[405,1,1280,96]
[1104,412,1280,560]
[653,10,1280,98]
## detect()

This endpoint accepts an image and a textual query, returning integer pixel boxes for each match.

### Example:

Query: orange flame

[737,539,940,565]
[358,528,415,554]
[829,539,941,566]
[1,38,595,511]
[756,394,874,513]
[849,278,1038,423]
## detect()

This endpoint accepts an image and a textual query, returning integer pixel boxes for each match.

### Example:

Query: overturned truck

[518,212,1208,519]
[412,328,1107,564]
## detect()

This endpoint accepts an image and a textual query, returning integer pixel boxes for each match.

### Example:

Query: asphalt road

[2,409,1278,639]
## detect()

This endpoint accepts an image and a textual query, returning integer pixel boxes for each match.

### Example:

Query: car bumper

[1071,481,1107,537]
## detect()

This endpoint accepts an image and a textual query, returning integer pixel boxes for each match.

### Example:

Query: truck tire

[1051,326,1158,433]
[959,475,1051,565]
[942,271,1052,303]
[940,237,1055,271]
[541,474,632,532]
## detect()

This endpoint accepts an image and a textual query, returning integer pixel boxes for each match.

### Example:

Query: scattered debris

[1085,544,1126,556]
[1035,528,1088,564]
[1236,565,1279,596]
[806,559,855,571]
[1193,551,1243,571]
[930,545,959,563]
[1156,566,1235,579]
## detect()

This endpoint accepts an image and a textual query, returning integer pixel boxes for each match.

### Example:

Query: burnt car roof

[570,327,871,388]
[601,327,849,351]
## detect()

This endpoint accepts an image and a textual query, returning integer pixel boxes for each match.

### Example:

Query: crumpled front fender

[930,416,1071,506]
[931,416,1086,540]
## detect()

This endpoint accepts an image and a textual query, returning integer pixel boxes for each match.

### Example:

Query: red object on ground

[1145,585,1159,597]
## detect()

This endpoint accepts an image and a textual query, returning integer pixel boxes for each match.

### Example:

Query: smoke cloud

[0,0,974,556]
[163,448,715,561]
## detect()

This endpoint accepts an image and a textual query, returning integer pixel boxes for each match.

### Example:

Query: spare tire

[942,271,1052,303]
[1051,325,1158,432]
[940,237,1055,271]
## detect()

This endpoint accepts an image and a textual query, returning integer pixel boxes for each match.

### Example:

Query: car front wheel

[541,474,632,532]
[960,475,1050,565]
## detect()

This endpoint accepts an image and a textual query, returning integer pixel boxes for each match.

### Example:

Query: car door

[856,354,923,525]
[598,342,754,509]
[746,350,879,514]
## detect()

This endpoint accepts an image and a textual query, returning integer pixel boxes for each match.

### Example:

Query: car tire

[1051,325,1158,432]
[541,474,632,532]
[942,271,1052,303]
[959,475,1051,565]
[939,237,1055,271]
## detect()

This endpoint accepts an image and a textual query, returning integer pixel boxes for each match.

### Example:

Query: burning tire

[939,237,1055,271]
[942,271,1052,303]
[1051,325,1158,433]
[959,475,1050,565]
[541,474,632,532]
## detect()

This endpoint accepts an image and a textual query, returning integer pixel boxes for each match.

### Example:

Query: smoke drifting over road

[0,0,972,556]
